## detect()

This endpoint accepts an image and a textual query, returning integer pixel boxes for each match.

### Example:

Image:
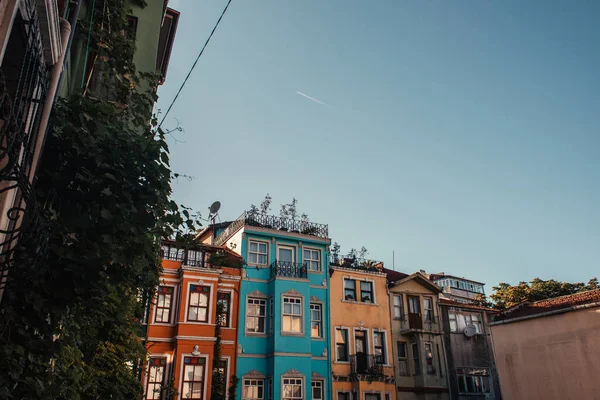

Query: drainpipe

[325,253,333,400]
[29,17,71,182]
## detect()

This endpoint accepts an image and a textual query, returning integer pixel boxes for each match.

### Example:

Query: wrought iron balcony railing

[350,353,384,376]
[399,314,442,334]
[270,261,307,279]
[213,211,329,246]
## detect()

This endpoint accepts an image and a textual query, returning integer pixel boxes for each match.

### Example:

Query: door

[408,296,423,329]
[354,330,368,373]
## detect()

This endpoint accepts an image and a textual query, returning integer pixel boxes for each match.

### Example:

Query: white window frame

[243,378,265,400]
[372,329,389,365]
[310,303,323,338]
[449,311,458,332]
[277,244,296,263]
[246,297,267,334]
[393,295,403,319]
[303,247,321,272]
[359,280,375,303]
[423,296,434,321]
[281,377,303,400]
[465,313,483,334]
[248,240,269,266]
[311,380,324,400]
[282,296,303,334]
[343,278,356,301]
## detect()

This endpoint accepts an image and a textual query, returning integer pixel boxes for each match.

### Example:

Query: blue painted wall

[235,228,332,400]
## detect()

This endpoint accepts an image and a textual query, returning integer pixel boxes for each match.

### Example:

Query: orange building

[330,257,396,400]
[142,240,243,400]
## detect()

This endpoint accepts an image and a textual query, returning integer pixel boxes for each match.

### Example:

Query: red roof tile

[493,289,600,322]
[439,298,499,313]
[383,267,409,284]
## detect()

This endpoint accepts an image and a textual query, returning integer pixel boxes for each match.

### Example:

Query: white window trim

[342,276,377,305]
[281,374,304,400]
[342,276,357,301]
[245,295,268,335]
[310,302,323,339]
[183,282,214,324]
[362,391,383,400]
[303,246,322,272]
[281,293,304,335]
[311,378,325,400]
[217,289,234,328]
[371,328,391,366]
[359,278,376,304]
[277,243,298,263]
[423,296,434,321]
[152,284,178,325]
[242,374,266,400]
[336,391,352,400]
[392,294,404,320]
[144,353,172,400]
[248,239,270,267]
[178,353,209,400]
[334,326,351,363]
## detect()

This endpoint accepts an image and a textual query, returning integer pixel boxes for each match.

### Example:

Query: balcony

[350,354,384,376]
[213,211,329,246]
[399,314,442,335]
[270,261,307,279]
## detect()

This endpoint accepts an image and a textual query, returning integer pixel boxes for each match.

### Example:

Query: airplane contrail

[296,91,333,108]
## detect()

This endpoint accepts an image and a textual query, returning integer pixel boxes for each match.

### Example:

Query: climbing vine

[0,0,198,399]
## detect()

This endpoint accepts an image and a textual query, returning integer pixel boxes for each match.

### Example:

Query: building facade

[428,273,485,304]
[143,240,243,400]
[387,271,450,400]
[489,289,600,400]
[439,300,501,400]
[204,211,332,400]
[330,258,396,400]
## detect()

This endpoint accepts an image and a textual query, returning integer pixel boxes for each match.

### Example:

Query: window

[449,312,458,332]
[396,342,409,376]
[385,394,391,400]
[187,285,210,322]
[155,286,173,323]
[312,380,323,400]
[343,279,356,300]
[373,332,386,364]
[425,342,435,374]
[466,313,482,334]
[278,246,295,263]
[269,296,274,334]
[249,241,268,265]
[360,281,374,302]
[282,378,303,400]
[146,358,166,399]
[424,297,434,321]
[217,292,231,327]
[213,358,227,375]
[335,328,349,361]
[246,298,266,333]
[304,248,321,271]
[185,249,204,266]
[457,368,490,394]
[337,393,350,400]
[282,297,302,333]
[243,379,264,400]
[182,357,205,399]
[411,343,420,375]
[365,394,381,400]
[268,378,273,400]
[310,303,322,338]
[393,295,403,319]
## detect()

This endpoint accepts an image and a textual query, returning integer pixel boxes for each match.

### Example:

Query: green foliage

[485,277,599,310]
[0,0,198,398]
[211,302,226,400]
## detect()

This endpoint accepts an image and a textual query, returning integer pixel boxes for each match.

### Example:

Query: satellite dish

[209,201,221,215]
[464,324,477,338]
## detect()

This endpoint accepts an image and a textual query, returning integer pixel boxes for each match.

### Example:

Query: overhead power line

[158,0,234,128]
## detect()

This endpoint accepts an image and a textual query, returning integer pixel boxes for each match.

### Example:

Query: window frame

[217,291,232,327]
[335,327,350,362]
[411,342,421,375]
[393,295,404,319]
[310,303,323,338]
[154,286,174,324]
[343,279,356,301]
[145,357,167,400]
[466,313,483,334]
[303,247,321,272]
[360,281,374,303]
[373,331,387,364]
[277,245,296,263]
[396,341,409,376]
[181,356,206,400]
[424,341,436,374]
[246,297,267,334]
[456,367,491,394]
[248,240,269,266]
[282,296,303,334]
[449,311,458,332]
[282,377,303,400]
[243,378,265,400]
[187,284,211,323]
[312,380,324,400]
[423,296,434,321]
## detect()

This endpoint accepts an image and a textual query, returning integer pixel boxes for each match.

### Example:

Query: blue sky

[158,0,599,290]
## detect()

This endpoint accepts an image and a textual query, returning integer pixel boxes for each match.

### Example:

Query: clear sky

[158,0,599,290]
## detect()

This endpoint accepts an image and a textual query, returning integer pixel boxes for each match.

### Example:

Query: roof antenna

[208,201,221,245]
[393,250,395,270]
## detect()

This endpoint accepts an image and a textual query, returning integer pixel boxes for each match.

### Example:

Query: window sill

[308,270,323,274]
[311,337,325,341]
[245,332,268,337]
[341,299,378,306]
[334,361,350,364]
[247,263,269,269]
[281,331,304,337]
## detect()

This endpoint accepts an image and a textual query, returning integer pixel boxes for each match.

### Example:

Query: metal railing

[160,244,205,267]
[213,211,328,246]
[270,260,307,279]
[350,353,384,376]
[399,314,442,334]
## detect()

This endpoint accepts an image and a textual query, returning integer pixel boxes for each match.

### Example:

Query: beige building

[386,270,450,400]
[330,258,396,400]
[489,289,600,400]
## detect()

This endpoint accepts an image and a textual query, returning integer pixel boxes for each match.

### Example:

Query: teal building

[210,212,332,400]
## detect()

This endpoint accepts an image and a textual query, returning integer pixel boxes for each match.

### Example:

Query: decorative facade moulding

[248,290,267,298]
[244,369,266,379]
[282,368,304,377]
[283,288,302,296]
[312,372,325,379]
[310,296,323,303]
